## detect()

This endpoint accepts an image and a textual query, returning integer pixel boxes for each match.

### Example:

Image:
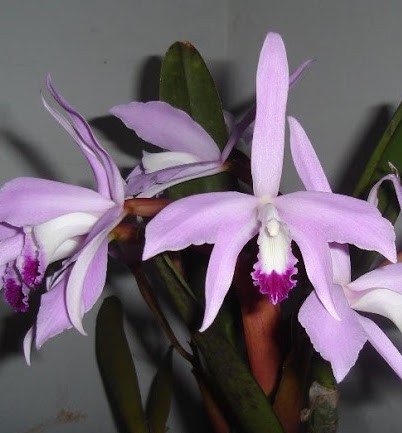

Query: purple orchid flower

[0,77,126,362]
[142,32,396,331]
[290,117,402,382]
[109,60,312,198]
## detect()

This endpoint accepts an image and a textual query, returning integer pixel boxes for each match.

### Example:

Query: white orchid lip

[141,150,202,173]
[251,203,298,303]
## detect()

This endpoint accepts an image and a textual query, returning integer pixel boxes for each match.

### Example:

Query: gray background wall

[1,1,401,432]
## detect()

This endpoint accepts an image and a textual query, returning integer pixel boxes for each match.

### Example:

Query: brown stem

[233,254,281,396]
[193,369,231,433]
[131,262,194,362]
[124,198,171,217]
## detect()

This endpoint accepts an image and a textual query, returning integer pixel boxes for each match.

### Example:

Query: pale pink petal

[0,232,23,266]
[66,226,114,333]
[126,160,222,197]
[143,192,258,260]
[288,116,331,192]
[299,287,367,382]
[0,177,114,226]
[348,263,402,293]
[220,59,313,162]
[287,219,339,319]
[136,164,226,198]
[110,101,221,161]
[289,59,314,89]
[35,239,108,349]
[35,268,72,348]
[368,172,402,208]
[46,77,125,204]
[357,315,402,379]
[275,191,396,263]
[42,94,110,198]
[251,32,289,198]
[200,216,259,331]
[348,287,402,333]
[329,242,351,285]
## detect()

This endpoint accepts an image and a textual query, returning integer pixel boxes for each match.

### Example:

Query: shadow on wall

[0,128,61,181]
[336,104,392,195]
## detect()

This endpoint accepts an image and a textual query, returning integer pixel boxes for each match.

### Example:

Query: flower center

[251,203,298,304]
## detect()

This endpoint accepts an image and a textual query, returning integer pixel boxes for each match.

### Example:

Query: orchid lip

[252,203,298,302]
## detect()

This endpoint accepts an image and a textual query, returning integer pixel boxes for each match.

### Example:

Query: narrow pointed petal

[221,106,256,161]
[23,327,34,366]
[289,59,314,89]
[126,160,221,197]
[288,116,331,192]
[299,288,367,383]
[143,192,258,260]
[62,206,123,332]
[0,178,114,226]
[368,173,402,208]
[357,315,402,379]
[110,101,221,161]
[42,94,110,198]
[66,233,109,334]
[46,77,125,204]
[220,60,312,162]
[135,164,225,198]
[287,219,339,319]
[329,243,351,285]
[200,216,259,331]
[276,191,396,263]
[251,32,289,198]
[35,239,108,349]
[76,206,124,249]
[35,271,72,348]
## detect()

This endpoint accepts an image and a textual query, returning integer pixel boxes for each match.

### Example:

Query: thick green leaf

[146,347,174,433]
[96,296,148,433]
[194,326,284,433]
[160,41,228,150]
[353,100,402,223]
[351,101,402,272]
[160,41,235,199]
[153,255,199,328]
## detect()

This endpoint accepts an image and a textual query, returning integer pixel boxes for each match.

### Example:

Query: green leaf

[152,256,284,433]
[353,101,402,223]
[153,255,199,328]
[351,102,402,272]
[96,296,148,433]
[160,41,228,150]
[159,41,235,199]
[146,347,174,433]
[194,326,284,433]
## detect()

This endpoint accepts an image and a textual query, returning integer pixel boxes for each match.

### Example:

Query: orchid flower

[0,77,127,362]
[290,117,402,382]
[110,60,312,198]
[142,32,396,331]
